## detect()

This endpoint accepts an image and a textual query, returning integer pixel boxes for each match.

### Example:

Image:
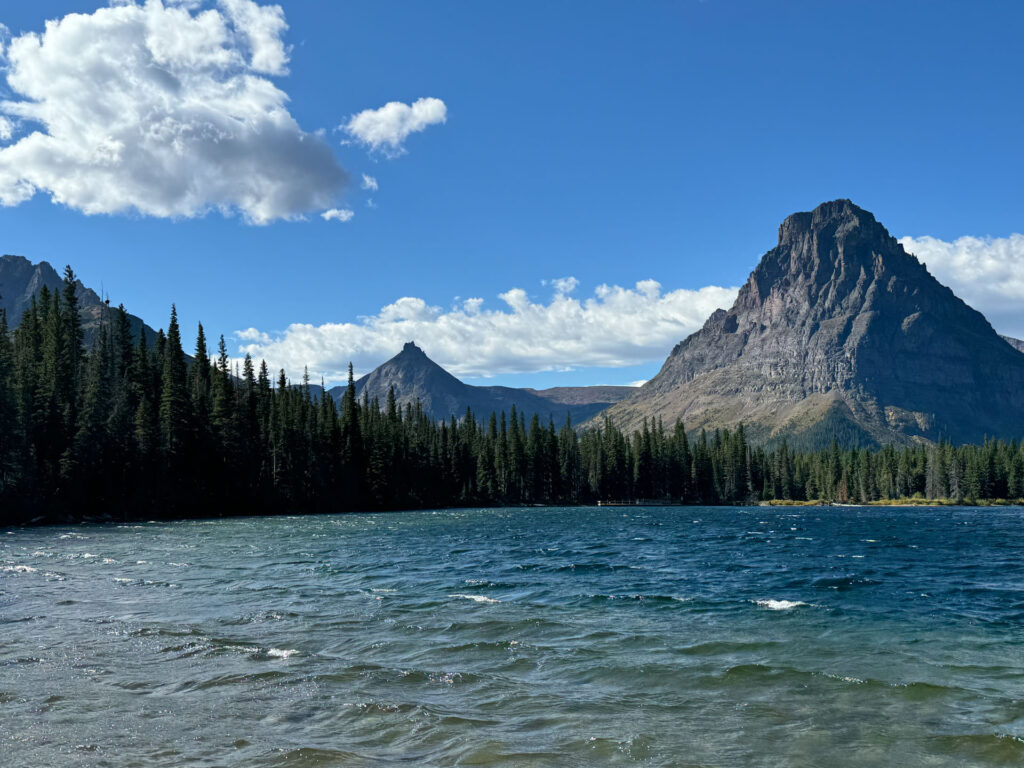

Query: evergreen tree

[339,363,364,506]
[0,308,20,497]
[159,306,190,458]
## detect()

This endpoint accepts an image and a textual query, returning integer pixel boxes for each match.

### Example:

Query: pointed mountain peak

[348,341,628,424]
[384,341,440,374]
[744,199,913,306]
[777,199,884,247]
[372,341,454,380]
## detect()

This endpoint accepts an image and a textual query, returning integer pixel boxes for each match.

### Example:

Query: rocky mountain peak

[596,201,1024,448]
[1,254,156,348]
[745,199,916,314]
[777,199,878,246]
[335,343,631,425]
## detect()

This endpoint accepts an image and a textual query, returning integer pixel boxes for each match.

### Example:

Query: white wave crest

[755,599,807,611]
[449,593,500,604]
[267,648,298,659]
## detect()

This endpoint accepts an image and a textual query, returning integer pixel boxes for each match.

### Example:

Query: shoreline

[758,498,1024,508]
[7,499,1024,530]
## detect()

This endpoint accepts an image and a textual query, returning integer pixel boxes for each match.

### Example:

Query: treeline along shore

[2,270,1024,524]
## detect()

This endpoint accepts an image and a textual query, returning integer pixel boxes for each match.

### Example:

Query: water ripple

[2,505,1023,766]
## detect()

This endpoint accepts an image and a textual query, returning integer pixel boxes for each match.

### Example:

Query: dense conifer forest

[2,270,1024,523]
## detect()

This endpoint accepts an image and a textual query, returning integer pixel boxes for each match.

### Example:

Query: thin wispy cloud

[343,97,447,156]
[235,278,739,384]
[361,174,379,192]
[0,0,345,224]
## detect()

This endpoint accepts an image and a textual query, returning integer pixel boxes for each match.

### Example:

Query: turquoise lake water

[2,506,1024,767]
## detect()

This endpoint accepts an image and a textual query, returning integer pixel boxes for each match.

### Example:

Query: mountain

[328,342,633,424]
[1001,335,1024,354]
[595,200,1024,448]
[524,386,638,407]
[0,254,157,347]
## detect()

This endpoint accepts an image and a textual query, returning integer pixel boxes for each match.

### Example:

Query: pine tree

[339,363,364,507]
[72,322,114,509]
[0,308,20,502]
[190,323,212,421]
[159,306,190,462]
[131,329,158,461]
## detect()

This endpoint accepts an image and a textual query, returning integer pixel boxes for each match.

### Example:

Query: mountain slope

[330,342,632,424]
[1001,335,1024,354]
[597,200,1024,448]
[1,254,157,347]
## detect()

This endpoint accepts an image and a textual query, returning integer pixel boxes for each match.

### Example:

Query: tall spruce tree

[159,306,190,460]
[0,308,19,498]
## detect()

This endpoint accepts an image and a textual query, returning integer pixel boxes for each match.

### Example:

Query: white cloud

[0,117,12,142]
[343,97,447,156]
[361,173,378,191]
[0,0,345,223]
[550,276,579,295]
[321,208,354,223]
[218,0,288,75]
[627,379,649,387]
[235,278,739,384]
[899,233,1024,335]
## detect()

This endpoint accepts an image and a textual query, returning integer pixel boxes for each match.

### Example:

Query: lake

[2,506,1024,766]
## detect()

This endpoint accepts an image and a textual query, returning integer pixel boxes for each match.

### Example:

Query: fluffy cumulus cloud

[900,233,1024,335]
[343,97,447,156]
[0,0,345,223]
[235,278,739,384]
[321,207,354,223]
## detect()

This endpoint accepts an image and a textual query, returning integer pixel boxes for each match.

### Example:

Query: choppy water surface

[2,506,1024,767]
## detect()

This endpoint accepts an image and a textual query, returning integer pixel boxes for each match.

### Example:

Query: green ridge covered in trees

[1,270,1023,523]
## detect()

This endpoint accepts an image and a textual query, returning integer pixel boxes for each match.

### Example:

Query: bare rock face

[599,200,1024,448]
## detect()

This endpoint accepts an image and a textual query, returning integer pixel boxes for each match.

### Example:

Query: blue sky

[0,0,1022,386]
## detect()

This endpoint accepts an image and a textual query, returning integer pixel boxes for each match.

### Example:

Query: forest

[2,269,1024,524]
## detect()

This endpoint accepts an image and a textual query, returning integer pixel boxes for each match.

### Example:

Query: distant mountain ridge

[0,254,157,347]
[328,342,634,424]
[595,200,1024,448]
